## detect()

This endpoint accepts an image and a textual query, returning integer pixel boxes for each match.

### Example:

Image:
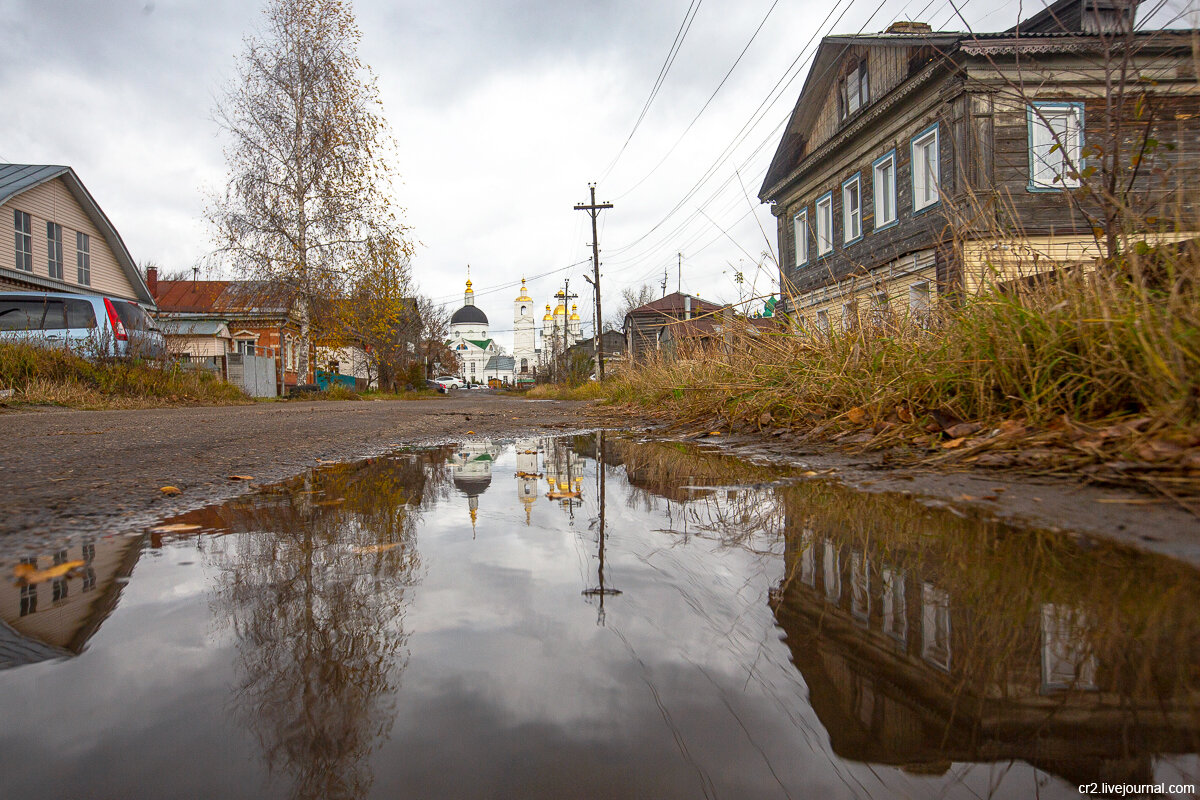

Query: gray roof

[157,318,231,337]
[0,164,154,306]
[484,355,515,371]
[0,618,72,671]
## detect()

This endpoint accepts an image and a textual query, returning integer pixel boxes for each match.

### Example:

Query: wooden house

[622,291,725,360]
[759,0,1200,327]
[1,164,154,306]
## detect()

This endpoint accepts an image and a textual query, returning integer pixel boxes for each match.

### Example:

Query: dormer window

[838,61,869,121]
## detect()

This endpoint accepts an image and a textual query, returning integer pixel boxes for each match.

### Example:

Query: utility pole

[574,184,613,379]
[558,279,578,382]
[660,268,667,298]
[677,252,682,294]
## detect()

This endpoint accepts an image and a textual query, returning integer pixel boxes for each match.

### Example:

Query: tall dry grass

[594,241,1200,442]
[0,341,249,408]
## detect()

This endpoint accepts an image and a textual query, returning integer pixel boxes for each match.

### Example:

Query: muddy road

[0,394,591,543]
[2,393,1199,564]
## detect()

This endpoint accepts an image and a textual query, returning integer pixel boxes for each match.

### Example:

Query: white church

[448,273,585,386]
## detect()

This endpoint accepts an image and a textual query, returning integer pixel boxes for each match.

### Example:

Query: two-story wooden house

[759,0,1199,328]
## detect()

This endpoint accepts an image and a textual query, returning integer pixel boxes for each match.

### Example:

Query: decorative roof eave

[761,57,949,204]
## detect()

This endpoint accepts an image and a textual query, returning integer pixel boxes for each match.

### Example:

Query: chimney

[886,20,932,33]
[146,265,158,298]
[684,295,692,320]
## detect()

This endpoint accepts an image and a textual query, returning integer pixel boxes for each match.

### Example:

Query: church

[448,272,586,386]
[447,277,507,384]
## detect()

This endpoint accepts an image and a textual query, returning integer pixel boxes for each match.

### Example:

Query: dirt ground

[0,393,593,548]
[2,393,1199,565]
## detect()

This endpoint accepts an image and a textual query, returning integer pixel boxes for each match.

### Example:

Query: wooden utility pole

[574,184,613,379]
[677,252,682,293]
[558,280,578,382]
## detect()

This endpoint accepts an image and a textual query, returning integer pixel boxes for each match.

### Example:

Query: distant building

[622,291,724,360]
[565,330,626,374]
[447,276,504,384]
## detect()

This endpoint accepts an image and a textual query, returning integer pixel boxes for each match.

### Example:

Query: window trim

[14,209,32,273]
[872,149,898,231]
[1027,101,1085,192]
[841,174,862,245]
[76,231,91,285]
[910,123,941,214]
[47,221,64,281]
[792,207,809,267]
[815,191,834,257]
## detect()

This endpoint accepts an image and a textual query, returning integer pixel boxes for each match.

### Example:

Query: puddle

[0,434,1197,799]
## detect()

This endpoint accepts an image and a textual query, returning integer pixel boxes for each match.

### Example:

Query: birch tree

[210,0,407,379]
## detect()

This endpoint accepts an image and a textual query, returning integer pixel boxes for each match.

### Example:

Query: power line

[427,258,591,303]
[598,0,705,182]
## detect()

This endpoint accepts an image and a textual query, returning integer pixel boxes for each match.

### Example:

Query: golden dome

[543,303,552,321]
[553,304,566,316]
[516,278,531,302]
[465,278,473,294]
[569,304,580,321]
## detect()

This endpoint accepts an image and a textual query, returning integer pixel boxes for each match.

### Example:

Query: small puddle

[0,433,1198,799]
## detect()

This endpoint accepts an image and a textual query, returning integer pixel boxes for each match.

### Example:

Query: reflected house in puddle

[542,438,583,508]
[774,484,1200,787]
[0,536,142,670]
[451,440,500,531]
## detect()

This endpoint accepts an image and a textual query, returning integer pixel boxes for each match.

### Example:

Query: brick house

[149,268,311,393]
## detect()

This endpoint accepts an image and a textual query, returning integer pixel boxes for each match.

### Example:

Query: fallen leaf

[847,406,867,424]
[160,485,181,495]
[944,422,982,439]
[151,523,203,533]
[708,431,722,436]
[941,437,967,449]
[982,495,999,502]
[896,405,913,423]
[228,475,254,481]
[997,419,1026,436]
[353,542,400,554]
[758,412,773,427]
[466,430,475,435]
[14,560,85,583]
[957,494,977,502]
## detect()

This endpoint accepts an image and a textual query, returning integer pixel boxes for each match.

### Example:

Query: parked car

[433,375,464,389]
[425,379,449,393]
[0,291,166,359]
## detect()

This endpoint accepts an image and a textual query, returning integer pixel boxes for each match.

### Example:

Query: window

[841,300,858,331]
[909,281,931,315]
[14,210,32,272]
[76,232,91,285]
[520,357,528,373]
[1029,103,1084,189]
[815,192,833,256]
[870,291,889,326]
[816,309,830,334]
[838,61,869,120]
[792,209,808,266]
[237,339,256,355]
[921,583,952,672]
[911,125,940,211]
[873,151,897,228]
[842,175,861,243]
[47,222,63,280]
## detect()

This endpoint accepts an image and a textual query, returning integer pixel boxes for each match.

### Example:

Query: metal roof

[157,318,231,336]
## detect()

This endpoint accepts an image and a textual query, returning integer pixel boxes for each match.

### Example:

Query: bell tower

[513,277,536,382]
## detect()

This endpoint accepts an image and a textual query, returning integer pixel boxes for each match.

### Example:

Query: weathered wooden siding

[0,177,140,301]
[808,45,922,156]
[777,78,961,304]
[788,250,938,330]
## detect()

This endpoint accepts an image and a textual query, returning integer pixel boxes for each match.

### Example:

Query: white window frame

[1028,102,1084,190]
[792,208,808,266]
[909,281,931,315]
[76,232,91,285]
[911,124,940,212]
[872,150,897,229]
[14,209,32,272]
[815,192,833,256]
[841,174,861,244]
[46,221,63,280]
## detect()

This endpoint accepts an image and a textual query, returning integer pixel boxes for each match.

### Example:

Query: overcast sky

[2,0,1186,344]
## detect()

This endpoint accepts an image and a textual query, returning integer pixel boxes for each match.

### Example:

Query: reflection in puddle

[0,434,1197,799]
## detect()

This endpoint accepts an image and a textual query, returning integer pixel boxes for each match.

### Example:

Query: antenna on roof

[192,265,199,283]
